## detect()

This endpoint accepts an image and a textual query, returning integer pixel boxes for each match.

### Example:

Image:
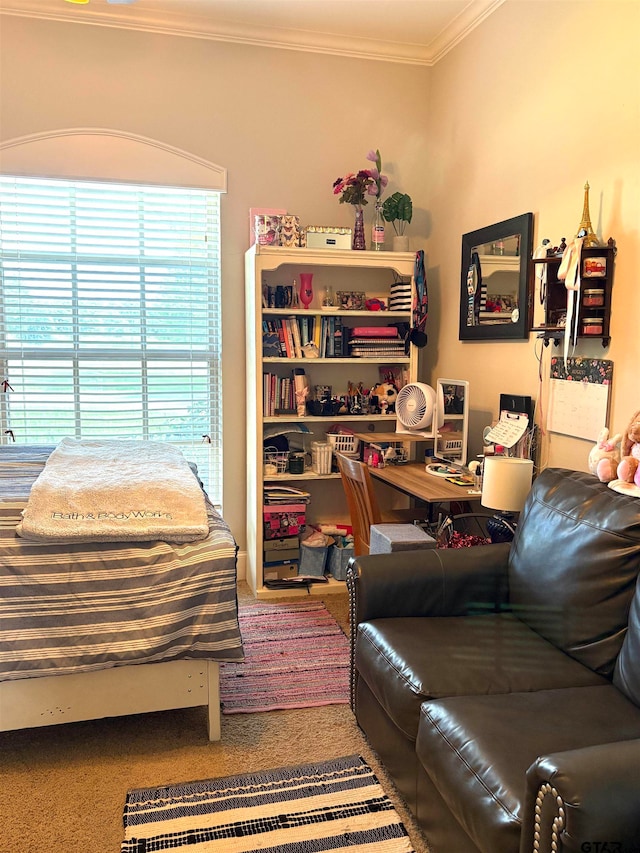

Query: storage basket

[327,542,355,581]
[326,434,360,455]
[311,441,332,475]
[440,433,464,454]
[299,541,329,577]
[264,447,289,475]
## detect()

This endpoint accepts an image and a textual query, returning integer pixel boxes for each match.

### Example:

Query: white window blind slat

[0,176,222,503]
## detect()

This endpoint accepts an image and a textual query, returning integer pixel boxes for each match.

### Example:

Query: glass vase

[299,273,314,308]
[352,206,366,251]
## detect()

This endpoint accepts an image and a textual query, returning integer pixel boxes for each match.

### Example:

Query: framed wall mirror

[458,212,533,341]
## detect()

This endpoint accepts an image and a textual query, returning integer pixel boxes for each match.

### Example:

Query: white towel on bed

[16,438,209,543]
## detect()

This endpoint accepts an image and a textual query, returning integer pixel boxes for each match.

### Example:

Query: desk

[368,461,481,507]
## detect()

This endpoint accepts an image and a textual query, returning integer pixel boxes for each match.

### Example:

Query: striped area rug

[121,754,415,853]
[219,600,350,714]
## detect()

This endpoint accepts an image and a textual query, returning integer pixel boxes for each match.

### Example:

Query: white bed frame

[0,659,221,740]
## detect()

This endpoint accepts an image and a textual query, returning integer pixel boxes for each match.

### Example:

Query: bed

[0,444,243,740]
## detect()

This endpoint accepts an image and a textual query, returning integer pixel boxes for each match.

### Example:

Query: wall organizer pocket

[529,237,616,347]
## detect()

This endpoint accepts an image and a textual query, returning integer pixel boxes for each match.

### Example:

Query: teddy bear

[588,426,622,483]
[616,410,640,487]
[370,382,398,414]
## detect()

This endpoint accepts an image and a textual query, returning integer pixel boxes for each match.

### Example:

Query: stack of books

[263,484,311,506]
[263,485,311,581]
[348,332,405,358]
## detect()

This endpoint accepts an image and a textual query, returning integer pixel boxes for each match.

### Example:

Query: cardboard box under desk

[264,563,299,580]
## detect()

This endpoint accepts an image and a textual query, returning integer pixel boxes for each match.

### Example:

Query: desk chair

[336,454,427,556]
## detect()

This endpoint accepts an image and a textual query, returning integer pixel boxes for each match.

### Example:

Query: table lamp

[481,456,534,543]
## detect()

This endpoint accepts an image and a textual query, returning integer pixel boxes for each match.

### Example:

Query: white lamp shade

[481,457,534,513]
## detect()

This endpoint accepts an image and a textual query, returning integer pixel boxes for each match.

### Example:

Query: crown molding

[0,0,505,66]
[428,0,505,64]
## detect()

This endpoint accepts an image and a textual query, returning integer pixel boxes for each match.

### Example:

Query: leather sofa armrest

[521,740,640,853]
[346,542,510,626]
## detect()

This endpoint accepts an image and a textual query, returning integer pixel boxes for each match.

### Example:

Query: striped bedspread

[0,445,244,682]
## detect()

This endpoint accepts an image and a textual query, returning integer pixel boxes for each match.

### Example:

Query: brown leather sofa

[346,468,640,853]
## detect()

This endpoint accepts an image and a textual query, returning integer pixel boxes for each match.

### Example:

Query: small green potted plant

[381,192,413,251]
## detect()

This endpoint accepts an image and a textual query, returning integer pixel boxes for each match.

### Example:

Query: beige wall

[1,2,638,561]
[0,14,431,555]
[426,0,640,469]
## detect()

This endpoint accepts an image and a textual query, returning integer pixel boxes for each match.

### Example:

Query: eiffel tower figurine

[576,180,600,247]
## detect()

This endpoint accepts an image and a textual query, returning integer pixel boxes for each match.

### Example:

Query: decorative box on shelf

[305,226,352,250]
[263,504,307,539]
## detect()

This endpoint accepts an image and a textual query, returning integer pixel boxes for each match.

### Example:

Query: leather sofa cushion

[416,685,640,853]
[355,613,607,741]
[614,570,640,706]
[509,468,640,677]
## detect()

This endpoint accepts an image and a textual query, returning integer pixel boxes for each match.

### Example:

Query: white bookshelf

[245,245,418,598]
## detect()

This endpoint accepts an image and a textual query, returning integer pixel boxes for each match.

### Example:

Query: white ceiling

[0,0,505,65]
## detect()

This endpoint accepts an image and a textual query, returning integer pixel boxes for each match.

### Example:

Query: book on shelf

[350,350,406,358]
[351,326,399,337]
[264,576,328,590]
[263,369,316,419]
[299,315,315,348]
[326,316,335,358]
[275,321,287,356]
[314,315,346,358]
[282,319,294,357]
[348,336,401,345]
[334,316,348,357]
[264,315,407,361]
[348,334,405,358]
[264,371,299,414]
[262,331,281,357]
[264,484,311,504]
[289,315,303,358]
[299,316,308,347]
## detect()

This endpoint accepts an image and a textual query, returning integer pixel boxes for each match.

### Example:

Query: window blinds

[0,176,222,503]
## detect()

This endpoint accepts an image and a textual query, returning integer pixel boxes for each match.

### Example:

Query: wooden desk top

[352,431,428,443]
[369,461,482,505]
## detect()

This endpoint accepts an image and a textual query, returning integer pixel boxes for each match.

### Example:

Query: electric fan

[395,382,444,438]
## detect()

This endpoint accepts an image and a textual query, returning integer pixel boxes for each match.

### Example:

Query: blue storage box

[299,541,329,577]
[327,542,355,580]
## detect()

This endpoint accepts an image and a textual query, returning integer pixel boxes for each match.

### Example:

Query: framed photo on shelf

[378,365,409,390]
[337,290,366,310]
[583,257,607,277]
[249,207,286,246]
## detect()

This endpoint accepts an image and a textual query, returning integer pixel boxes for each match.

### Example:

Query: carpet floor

[0,583,431,853]
[220,600,350,713]
[122,754,415,852]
